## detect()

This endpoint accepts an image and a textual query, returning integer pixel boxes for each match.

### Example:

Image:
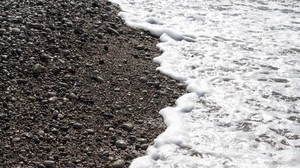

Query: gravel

[0,0,184,167]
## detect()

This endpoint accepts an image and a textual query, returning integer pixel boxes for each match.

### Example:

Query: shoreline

[0,1,184,167]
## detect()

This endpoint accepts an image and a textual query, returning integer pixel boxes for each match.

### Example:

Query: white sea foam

[109,0,300,167]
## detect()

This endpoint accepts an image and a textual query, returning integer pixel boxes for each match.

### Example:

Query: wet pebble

[115,140,127,149]
[15,16,23,23]
[139,76,148,83]
[11,28,21,35]
[107,27,120,35]
[0,28,6,35]
[57,113,64,119]
[32,23,44,30]
[51,128,59,135]
[91,75,104,83]
[141,144,148,150]
[86,129,95,134]
[48,97,58,103]
[33,64,45,75]
[121,122,134,131]
[112,159,125,168]
[68,93,78,100]
[43,160,55,168]
[73,123,83,129]
[135,44,145,50]
[12,137,21,142]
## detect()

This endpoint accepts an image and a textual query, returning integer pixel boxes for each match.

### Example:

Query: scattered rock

[121,122,134,131]
[112,159,125,168]
[43,160,55,168]
[57,113,64,119]
[86,129,95,134]
[68,93,78,100]
[139,76,148,83]
[141,144,148,150]
[11,28,21,35]
[91,76,104,83]
[15,16,23,23]
[107,27,120,35]
[73,123,83,129]
[135,44,145,50]
[0,28,6,35]
[48,97,58,103]
[12,137,21,142]
[32,23,44,30]
[102,112,114,119]
[33,64,45,75]
[74,27,84,34]
[116,140,127,149]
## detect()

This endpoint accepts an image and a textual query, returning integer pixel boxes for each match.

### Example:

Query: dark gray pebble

[116,140,127,149]
[112,159,125,168]
[43,160,55,168]
[73,123,83,129]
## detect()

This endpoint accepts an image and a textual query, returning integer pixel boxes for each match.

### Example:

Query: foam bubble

[109,0,300,167]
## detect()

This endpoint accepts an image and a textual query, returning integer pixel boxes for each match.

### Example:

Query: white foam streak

[110,0,300,167]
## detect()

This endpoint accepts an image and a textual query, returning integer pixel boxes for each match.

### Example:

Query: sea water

[109,0,300,167]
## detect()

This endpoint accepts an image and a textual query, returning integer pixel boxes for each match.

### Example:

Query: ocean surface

[109,0,300,167]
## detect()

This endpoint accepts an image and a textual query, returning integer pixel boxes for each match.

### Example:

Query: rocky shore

[0,0,184,167]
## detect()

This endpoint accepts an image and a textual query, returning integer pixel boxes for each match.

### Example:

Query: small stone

[0,113,6,119]
[57,114,64,119]
[12,137,21,142]
[33,64,45,75]
[38,130,45,135]
[52,111,59,119]
[68,93,78,100]
[43,160,55,168]
[74,27,84,34]
[177,83,186,89]
[102,112,114,119]
[135,44,145,50]
[73,123,83,129]
[59,126,69,132]
[17,79,29,84]
[86,129,95,134]
[91,76,104,83]
[51,128,59,135]
[21,132,33,139]
[15,16,23,22]
[48,97,58,103]
[139,76,148,83]
[32,23,44,30]
[107,27,120,35]
[116,140,127,149]
[85,8,93,13]
[37,163,46,168]
[58,82,68,87]
[121,122,134,131]
[0,28,6,35]
[112,159,125,168]
[46,92,57,97]
[141,144,148,150]
[25,22,33,30]
[271,78,289,83]
[137,138,147,143]
[11,28,21,35]
[58,146,65,152]
[114,88,121,92]
[36,0,44,5]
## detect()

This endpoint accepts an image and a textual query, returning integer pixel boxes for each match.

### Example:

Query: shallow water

[110,0,300,167]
